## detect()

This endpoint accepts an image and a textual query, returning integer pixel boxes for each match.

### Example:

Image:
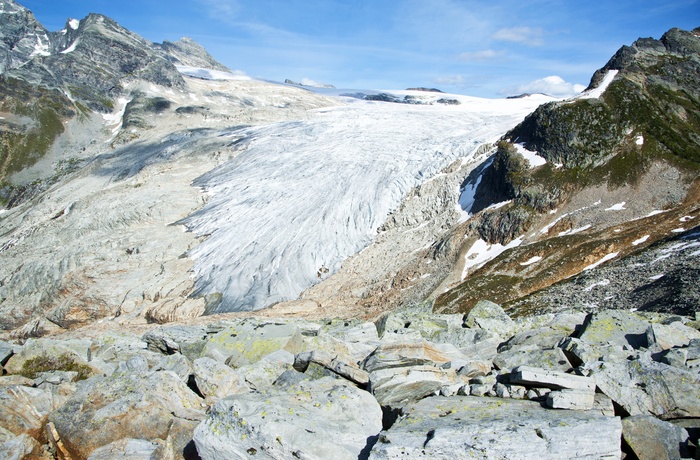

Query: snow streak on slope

[182,95,552,312]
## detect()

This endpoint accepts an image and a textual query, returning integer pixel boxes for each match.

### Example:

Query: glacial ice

[181,94,552,312]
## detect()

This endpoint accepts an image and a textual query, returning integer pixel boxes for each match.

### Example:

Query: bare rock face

[193,376,383,460]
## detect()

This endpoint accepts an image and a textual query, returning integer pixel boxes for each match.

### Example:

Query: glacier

[181,93,553,313]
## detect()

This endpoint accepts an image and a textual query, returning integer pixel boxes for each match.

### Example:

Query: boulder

[498,327,571,352]
[0,341,14,366]
[493,348,572,372]
[0,385,70,441]
[370,396,622,459]
[546,389,595,410]
[577,310,650,349]
[362,340,467,373]
[143,325,209,362]
[193,357,250,399]
[235,350,294,392]
[369,365,458,406]
[87,438,164,460]
[49,369,205,459]
[193,376,382,460]
[622,415,692,460]
[0,433,41,460]
[3,338,93,376]
[510,366,596,391]
[201,321,303,366]
[647,321,700,351]
[293,350,370,386]
[463,300,516,340]
[587,358,700,419]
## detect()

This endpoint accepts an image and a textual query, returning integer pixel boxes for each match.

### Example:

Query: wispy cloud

[493,26,544,46]
[199,0,240,23]
[458,49,506,62]
[504,75,586,98]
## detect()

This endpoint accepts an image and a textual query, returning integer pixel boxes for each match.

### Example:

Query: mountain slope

[433,27,700,316]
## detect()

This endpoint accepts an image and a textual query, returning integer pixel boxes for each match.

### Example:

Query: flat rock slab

[510,366,595,391]
[493,348,572,372]
[370,396,622,459]
[194,376,382,460]
[622,415,692,460]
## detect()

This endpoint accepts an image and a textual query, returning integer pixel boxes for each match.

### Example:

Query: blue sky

[20,0,700,98]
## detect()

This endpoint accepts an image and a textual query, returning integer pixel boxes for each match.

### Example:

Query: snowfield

[181,93,553,312]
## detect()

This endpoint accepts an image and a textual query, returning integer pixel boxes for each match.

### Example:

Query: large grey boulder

[3,337,93,376]
[370,396,622,459]
[235,350,295,392]
[194,376,382,460]
[646,321,700,351]
[362,340,468,373]
[0,385,70,441]
[49,368,204,459]
[493,348,572,372]
[369,365,458,406]
[201,321,303,366]
[193,357,250,399]
[577,310,651,349]
[293,350,370,386]
[510,366,596,391]
[622,415,692,460]
[143,325,208,362]
[587,358,700,419]
[463,300,517,340]
[0,433,41,460]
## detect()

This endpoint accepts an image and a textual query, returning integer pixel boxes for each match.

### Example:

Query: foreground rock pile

[1,301,699,459]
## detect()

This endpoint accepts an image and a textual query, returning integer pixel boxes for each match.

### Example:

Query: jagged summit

[156,37,231,73]
[0,0,50,73]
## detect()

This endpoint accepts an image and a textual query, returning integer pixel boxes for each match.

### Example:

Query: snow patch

[520,256,542,266]
[605,202,626,211]
[632,235,650,246]
[68,18,80,30]
[583,252,619,271]
[461,237,523,279]
[558,224,591,237]
[513,143,547,168]
[574,70,619,100]
[30,34,51,57]
[646,210,666,217]
[61,40,79,54]
[648,274,665,281]
[672,228,686,233]
[680,215,694,222]
[635,135,644,146]
[584,279,610,292]
[176,65,250,81]
[487,200,512,211]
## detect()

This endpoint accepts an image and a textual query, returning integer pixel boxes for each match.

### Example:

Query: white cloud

[493,26,544,46]
[458,49,506,61]
[506,75,586,98]
[434,75,464,85]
